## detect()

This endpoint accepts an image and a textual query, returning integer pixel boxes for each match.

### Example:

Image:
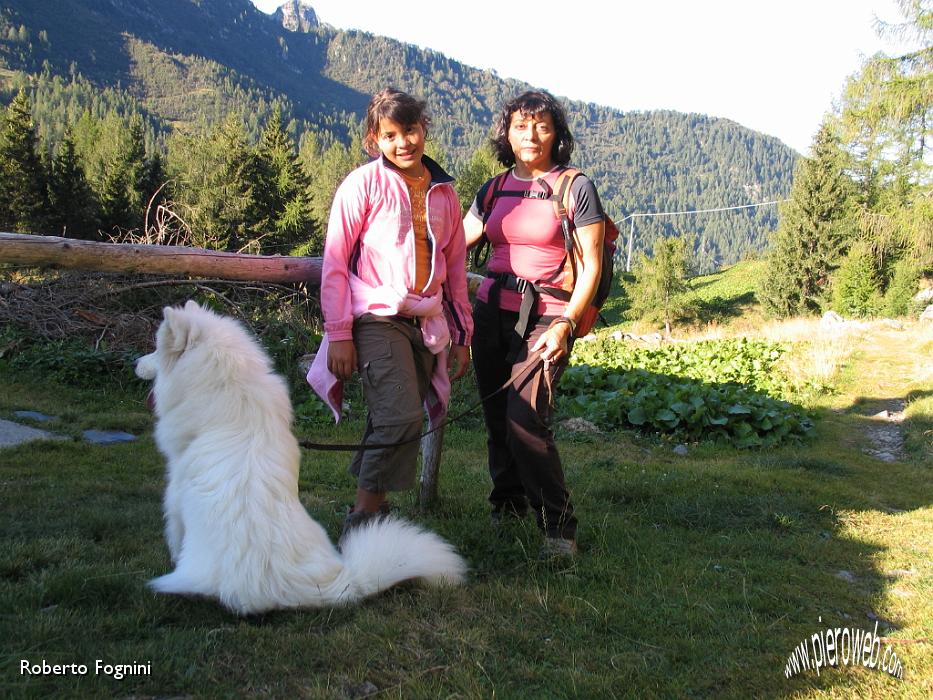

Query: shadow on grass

[693,291,758,323]
[464,364,930,696]
[845,390,933,414]
[843,390,933,465]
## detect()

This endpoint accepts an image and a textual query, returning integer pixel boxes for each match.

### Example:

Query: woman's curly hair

[490,90,574,167]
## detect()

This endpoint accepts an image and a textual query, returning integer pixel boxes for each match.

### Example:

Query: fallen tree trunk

[0,232,322,284]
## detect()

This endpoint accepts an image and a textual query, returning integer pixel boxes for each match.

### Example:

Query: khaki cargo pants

[349,313,435,492]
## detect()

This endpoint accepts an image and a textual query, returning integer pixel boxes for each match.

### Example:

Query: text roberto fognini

[20,659,152,680]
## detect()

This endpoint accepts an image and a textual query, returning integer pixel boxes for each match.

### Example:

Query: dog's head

[135,300,207,381]
[137,300,292,451]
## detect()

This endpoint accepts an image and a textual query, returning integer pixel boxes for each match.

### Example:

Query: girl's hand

[327,340,357,381]
[449,344,471,380]
[531,321,572,363]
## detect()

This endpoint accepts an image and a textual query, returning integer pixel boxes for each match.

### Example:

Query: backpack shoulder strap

[550,167,582,228]
[479,171,511,226]
[547,167,582,257]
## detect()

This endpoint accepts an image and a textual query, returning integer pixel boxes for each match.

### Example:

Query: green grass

[602,259,768,332]
[1,322,931,698]
[687,260,767,325]
[903,331,933,459]
[688,259,766,303]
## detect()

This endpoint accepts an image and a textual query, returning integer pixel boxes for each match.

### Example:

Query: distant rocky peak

[274,0,319,32]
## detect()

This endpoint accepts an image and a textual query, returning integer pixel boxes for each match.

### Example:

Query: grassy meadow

[1,262,931,699]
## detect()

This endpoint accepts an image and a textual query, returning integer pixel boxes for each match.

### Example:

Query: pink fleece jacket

[318,155,472,346]
[307,155,473,423]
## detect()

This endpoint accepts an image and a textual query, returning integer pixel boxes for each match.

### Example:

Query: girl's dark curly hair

[363,88,431,155]
[490,90,574,167]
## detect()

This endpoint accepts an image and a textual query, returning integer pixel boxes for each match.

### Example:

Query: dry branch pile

[0,269,321,355]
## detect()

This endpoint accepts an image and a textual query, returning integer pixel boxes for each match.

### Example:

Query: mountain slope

[0,0,797,267]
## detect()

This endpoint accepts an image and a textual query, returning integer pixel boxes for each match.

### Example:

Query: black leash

[298,352,544,452]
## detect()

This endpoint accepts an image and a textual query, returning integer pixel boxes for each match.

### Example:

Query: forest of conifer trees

[759,0,931,320]
[0,77,365,256]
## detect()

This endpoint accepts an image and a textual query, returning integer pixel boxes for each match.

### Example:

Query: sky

[250,0,915,154]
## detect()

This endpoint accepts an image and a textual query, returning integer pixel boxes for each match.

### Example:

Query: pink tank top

[476,169,573,316]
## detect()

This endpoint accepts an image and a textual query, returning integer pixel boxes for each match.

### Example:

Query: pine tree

[96,113,151,236]
[141,150,167,226]
[693,234,718,276]
[298,130,328,253]
[98,148,133,236]
[253,112,314,254]
[124,114,150,219]
[47,130,99,238]
[212,117,262,251]
[627,235,694,336]
[302,131,365,254]
[0,89,48,233]
[881,256,921,317]
[839,0,932,194]
[832,244,882,317]
[760,124,854,317]
[166,115,261,251]
[831,0,932,284]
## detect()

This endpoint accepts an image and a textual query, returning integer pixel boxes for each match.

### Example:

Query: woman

[463,90,605,557]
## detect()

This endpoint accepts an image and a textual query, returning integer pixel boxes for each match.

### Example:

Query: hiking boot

[539,537,578,560]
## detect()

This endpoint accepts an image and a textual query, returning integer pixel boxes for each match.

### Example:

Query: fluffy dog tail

[331,516,467,602]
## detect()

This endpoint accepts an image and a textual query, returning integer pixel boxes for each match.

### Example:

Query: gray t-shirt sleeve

[569,175,605,228]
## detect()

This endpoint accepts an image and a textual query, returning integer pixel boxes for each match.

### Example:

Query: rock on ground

[0,418,65,448]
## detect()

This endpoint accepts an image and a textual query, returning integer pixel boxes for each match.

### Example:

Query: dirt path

[861,398,906,462]
[842,323,930,462]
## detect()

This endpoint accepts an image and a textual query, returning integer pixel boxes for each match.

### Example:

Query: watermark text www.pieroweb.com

[784,618,904,680]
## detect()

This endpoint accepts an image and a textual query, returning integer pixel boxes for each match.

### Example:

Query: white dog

[135,301,466,615]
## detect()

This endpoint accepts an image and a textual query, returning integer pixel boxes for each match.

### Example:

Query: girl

[309,88,472,535]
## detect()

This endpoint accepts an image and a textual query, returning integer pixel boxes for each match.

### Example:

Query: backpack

[475,167,619,337]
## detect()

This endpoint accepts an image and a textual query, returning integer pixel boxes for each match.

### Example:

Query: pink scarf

[307,274,451,427]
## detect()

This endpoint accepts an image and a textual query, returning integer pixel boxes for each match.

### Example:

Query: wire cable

[617,199,790,222]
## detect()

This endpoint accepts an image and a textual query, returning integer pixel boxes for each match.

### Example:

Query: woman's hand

[448,344,471,380]
[327,339,357,381]
[531,320,572,363]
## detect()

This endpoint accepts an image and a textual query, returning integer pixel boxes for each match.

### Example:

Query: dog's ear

[159,304,202,359]
[183,300,201,313]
